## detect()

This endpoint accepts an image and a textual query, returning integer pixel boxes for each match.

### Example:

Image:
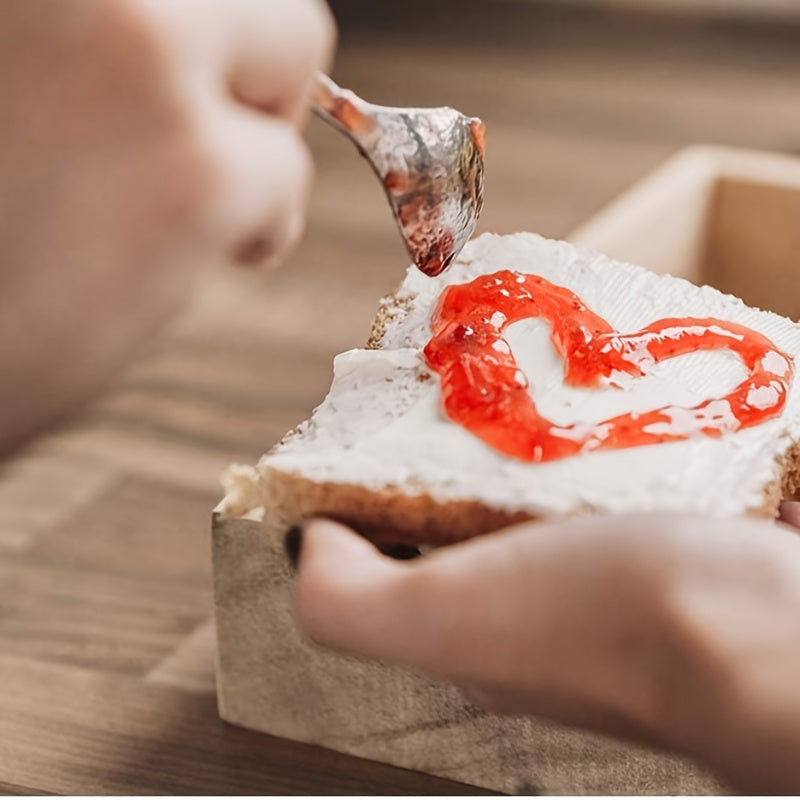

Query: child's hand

[291,511,800,794]
[0,0,335,450]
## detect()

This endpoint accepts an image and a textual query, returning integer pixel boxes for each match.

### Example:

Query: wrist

[650,530,800,791]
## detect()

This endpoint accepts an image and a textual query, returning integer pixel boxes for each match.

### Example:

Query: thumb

[290,518,423,661]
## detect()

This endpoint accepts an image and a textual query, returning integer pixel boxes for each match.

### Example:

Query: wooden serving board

[212,515,724,795]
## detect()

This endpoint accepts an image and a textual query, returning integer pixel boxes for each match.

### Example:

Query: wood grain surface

[2,4,800,794]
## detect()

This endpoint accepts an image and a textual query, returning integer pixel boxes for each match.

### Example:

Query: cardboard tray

[570,145,800,321]
[212,146,800,795]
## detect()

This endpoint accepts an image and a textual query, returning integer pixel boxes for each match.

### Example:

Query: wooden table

[3,5,800,794]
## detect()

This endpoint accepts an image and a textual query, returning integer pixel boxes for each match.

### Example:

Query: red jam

[423,270,794,462]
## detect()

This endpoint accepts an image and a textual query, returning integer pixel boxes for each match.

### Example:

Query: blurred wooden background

[527,0,800,20]
[2,3,800,794]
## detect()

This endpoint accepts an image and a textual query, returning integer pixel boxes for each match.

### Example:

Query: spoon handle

[311,73,376,144]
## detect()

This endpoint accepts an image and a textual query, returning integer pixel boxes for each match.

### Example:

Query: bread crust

[264,466,535,547]
[259,435,800,548]
[263,444,800,550]
[774,438,800,507]
[367,290,411,349]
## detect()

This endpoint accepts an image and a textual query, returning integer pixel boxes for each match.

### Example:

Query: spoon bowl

[312,74,485,277]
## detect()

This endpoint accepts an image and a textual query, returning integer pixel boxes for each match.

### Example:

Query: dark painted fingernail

[284,525,303,569]
[379,543,422,560]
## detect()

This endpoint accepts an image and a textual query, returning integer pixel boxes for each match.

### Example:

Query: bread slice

[219,232,800,547]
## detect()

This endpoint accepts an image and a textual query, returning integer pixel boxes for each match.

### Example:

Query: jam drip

[423,270,794,462]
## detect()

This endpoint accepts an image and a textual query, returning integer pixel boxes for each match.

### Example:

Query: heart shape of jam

[423,270,794,462]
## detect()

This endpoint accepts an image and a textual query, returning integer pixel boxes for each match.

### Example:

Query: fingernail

[232,234,274,268]
[284,525,304,569]
[379,543,422,560]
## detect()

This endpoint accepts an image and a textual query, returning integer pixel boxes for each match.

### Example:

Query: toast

[219,232,800,546]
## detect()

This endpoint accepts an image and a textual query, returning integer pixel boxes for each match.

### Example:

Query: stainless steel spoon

[312,74,485,277]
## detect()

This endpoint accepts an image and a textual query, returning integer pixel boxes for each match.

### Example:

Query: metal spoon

[312,74,485,277]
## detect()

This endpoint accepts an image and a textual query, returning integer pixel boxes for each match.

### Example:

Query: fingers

[221,0,336,124]
[291,519,421,661]
[200,106,313,267]
[206,0,334,261]
[291,513,696,752]
[292,514,686,687]
[292,516,566,679]
[135,0,335,124]
[291,513,800,698]
[292,512,800,791]
[129,0,333,268]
